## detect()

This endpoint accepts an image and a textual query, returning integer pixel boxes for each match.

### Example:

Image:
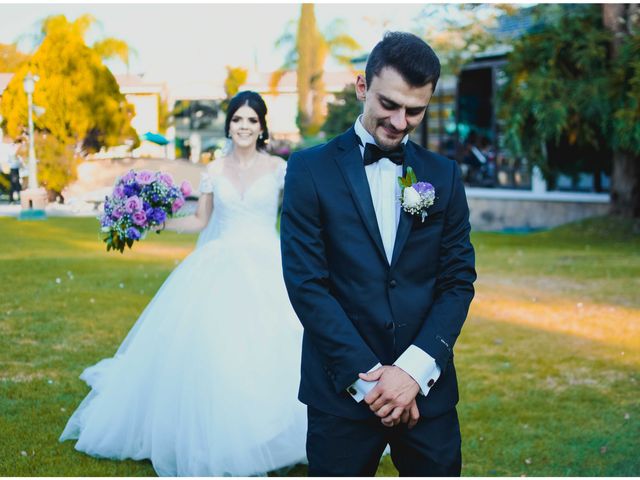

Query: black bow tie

[362,142,405,166]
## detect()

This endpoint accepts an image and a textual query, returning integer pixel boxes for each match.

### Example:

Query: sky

[0,3,428,97]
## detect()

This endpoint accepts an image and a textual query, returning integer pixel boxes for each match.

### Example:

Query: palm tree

[270,5,360,136]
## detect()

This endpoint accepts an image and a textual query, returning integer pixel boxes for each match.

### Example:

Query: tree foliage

[0,15,138,196]
[417,4,513,76]
[0,43,29,72]
[272,4,360,137]
[500,4,640,212]
[32,133,77,198]
[224,65,248,99]
[499,5,625,187]
[321,84,361,139]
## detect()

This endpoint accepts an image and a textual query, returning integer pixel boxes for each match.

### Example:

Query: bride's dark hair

[225,91,269,150]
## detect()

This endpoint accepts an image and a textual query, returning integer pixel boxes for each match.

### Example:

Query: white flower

[403,186,422,209]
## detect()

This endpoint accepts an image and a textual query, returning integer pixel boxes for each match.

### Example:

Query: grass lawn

[0,215,638,476]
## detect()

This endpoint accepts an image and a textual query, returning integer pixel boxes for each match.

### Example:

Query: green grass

[0,215,638,476]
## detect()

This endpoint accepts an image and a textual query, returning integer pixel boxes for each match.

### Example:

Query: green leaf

[408,167,418,184]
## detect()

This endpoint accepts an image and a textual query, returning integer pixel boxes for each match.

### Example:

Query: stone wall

[466,188,611,231]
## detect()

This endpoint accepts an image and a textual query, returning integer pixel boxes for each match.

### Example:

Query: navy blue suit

[281,128,476,475]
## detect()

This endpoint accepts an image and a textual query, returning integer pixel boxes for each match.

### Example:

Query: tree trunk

[610,151,640,217]
[603,4,640,217]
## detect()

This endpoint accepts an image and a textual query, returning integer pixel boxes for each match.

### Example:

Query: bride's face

[229,104,262,149]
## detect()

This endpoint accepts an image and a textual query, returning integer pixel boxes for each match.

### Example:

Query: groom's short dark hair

[365,31,441,91]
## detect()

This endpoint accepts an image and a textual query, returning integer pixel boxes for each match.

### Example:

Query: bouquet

[100,169,192,253]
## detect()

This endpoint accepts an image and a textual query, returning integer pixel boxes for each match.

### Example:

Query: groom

[281,32,476,476]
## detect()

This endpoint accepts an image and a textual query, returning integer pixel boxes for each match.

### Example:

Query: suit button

[385,322,394,330]
[348,386,357,395]
[389,280,397,288]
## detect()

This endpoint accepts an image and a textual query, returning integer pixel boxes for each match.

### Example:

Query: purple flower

[126,227,141,240]
[101,216,114,228]
[121,170,136,183]
[132,210,147,226]
[125,196,143,213]
[152,208,167,224]
[112,207,124,219]
[158,172,174,187]
[137,170,155,185]
[172,197,185,213]
[180,180,192,197]
[113,185,125,199]
[413,182,435,196]
[123,183,141,197]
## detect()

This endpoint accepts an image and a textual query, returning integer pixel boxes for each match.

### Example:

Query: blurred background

[1,3,638,227]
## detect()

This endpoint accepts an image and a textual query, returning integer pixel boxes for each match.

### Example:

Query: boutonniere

[398,167,435,222]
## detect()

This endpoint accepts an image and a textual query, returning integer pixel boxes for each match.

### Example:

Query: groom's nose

[389,109,408,132]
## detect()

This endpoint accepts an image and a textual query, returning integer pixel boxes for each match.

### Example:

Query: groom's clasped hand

[359,366,421,428]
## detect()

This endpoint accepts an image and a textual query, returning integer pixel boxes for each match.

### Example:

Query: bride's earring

[259,133,264,141]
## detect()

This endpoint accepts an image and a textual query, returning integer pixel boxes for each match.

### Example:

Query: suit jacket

[280,127,476,420]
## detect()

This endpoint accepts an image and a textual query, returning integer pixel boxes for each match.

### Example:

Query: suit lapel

[334,129,387,264]
[391,142,425,268]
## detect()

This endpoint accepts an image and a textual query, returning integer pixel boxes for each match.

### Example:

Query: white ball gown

[59,162,308,476]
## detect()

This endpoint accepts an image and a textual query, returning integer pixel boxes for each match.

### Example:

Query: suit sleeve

[280,152,380,394]
[411,161,476,373]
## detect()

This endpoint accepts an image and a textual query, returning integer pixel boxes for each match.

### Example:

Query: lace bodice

[196,160,286,247]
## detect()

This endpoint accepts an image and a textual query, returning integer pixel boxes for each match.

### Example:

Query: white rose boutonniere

[398,167,436,222]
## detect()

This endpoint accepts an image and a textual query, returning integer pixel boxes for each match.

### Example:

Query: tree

[0,15,138,197]
[0,43,29,72]
[221,65,248,112]
[224,66,248,99]
[603,4,640,217]
[321,84,361,139]
[499,3,640,212]
[499,5,613,190]
[416,4,513,76]
[271,4,360,136]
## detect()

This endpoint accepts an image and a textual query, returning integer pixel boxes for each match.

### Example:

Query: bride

[59,91,307,476]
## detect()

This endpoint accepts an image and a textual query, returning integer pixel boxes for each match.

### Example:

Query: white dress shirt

[348,117,441,403]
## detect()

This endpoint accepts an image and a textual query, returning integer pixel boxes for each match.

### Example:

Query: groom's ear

[355,74,367,101]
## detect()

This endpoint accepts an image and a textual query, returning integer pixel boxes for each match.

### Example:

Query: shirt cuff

[347,363,382,402]
[394,345,441,396]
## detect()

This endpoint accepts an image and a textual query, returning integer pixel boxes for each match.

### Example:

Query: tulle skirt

[60,230,307,476]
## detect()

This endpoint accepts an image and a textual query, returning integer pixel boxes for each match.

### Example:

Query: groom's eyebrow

[378,94,427,115]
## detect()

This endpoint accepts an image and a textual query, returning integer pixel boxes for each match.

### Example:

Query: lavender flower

[180,181,192,197]
[125,196,143,213]
[123,183,141,197]
[413,182,435,196]
[158,172,174,187]
[126,227,142,240]
[137,170,155,185]
[152,208,167,224]
[121,170,136,183]
[132,210,147,226]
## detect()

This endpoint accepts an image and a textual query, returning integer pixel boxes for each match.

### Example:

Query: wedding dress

[60,161,307,476]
